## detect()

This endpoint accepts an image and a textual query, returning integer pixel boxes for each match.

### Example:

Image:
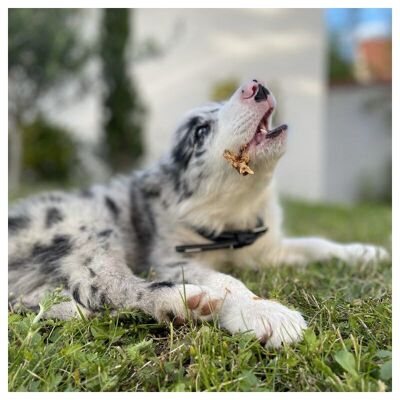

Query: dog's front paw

[344,243,390,265]
[154,284,223,325]
[219,298,307,348]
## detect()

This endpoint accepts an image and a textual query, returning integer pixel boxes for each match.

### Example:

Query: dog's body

[9,80,388,348]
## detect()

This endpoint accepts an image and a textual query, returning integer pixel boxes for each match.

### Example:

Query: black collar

[175,220,268,253]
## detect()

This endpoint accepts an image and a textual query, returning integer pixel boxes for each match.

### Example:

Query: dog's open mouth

[223,108,288,176]
[249,108,288,147]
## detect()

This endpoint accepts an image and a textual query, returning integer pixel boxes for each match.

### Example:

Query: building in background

[354,37,392,84]
[326,8,392,203]
[40,8,392,204]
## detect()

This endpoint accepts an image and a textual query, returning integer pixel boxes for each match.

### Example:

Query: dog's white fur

[8,80,389,348]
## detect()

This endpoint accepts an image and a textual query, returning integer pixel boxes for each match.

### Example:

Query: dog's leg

[63,269,223,324]
[9,229,223,323]
[264,237,389,267]
[154,261,306,348]
[12,266,223,323]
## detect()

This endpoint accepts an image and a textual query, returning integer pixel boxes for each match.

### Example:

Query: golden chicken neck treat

[223,124,287,176]
[223,145,254,176]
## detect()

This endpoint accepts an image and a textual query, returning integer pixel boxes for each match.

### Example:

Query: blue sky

[326,8,391,35]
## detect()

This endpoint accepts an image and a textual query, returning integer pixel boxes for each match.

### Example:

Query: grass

[8,199,392,392]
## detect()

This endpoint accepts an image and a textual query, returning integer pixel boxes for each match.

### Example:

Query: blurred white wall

[325,84,391,203]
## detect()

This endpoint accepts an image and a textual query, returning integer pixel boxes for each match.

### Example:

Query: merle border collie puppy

[8,80,389,348]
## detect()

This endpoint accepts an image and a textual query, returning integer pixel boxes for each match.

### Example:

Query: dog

[8,79,389,348]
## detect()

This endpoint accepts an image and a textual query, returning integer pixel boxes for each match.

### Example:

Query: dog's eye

[194,124,210,140]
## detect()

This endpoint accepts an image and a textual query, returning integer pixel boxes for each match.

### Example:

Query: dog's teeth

[260,129,268,135]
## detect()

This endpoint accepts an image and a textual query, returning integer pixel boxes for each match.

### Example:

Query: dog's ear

[172,132,195,170]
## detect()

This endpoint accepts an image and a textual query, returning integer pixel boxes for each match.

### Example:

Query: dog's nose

[254,84,270,102]
[240,80,270,102]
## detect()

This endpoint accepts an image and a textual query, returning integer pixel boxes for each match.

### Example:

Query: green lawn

[8,199,392,392]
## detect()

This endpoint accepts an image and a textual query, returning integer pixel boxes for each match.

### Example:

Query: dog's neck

[137,162,276,234]
[172,170,275,234]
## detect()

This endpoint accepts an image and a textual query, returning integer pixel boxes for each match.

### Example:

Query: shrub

[21,115,77,183]
[210,78,239,101]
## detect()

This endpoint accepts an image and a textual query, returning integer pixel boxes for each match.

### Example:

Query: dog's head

[165,80,288,214]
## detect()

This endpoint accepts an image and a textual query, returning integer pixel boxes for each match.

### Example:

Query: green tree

[100,9,145,172]
[21,114,76,183]
[328,34,354,84]
[8,9,89,189]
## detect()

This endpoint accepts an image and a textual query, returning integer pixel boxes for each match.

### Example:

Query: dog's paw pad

[184,289,222,319]
[200,299,222,316]
[155,284,222,324]
[187,293,203,310]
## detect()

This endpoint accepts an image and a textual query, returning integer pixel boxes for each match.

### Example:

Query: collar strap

[175,222,268,253]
